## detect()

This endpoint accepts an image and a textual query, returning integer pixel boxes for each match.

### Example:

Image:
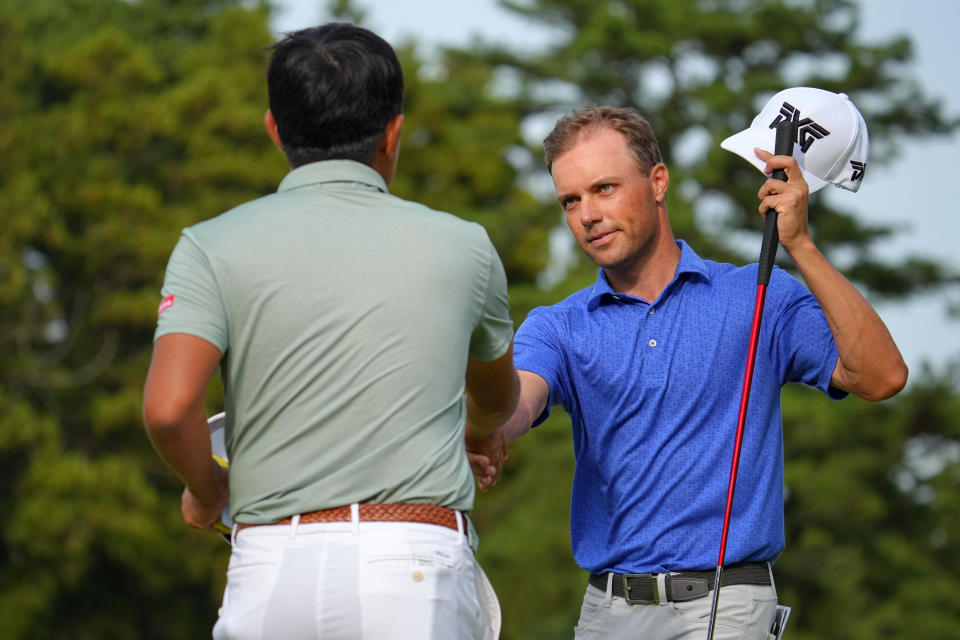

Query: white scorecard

[208,412,233,541]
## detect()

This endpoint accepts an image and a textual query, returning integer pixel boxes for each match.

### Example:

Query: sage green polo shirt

[155,160,513,524]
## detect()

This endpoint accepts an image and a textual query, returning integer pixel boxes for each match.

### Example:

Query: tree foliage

[0,0,957,638]
[775,374,960,640]
[0,1,280,637]
[473,0,959,300]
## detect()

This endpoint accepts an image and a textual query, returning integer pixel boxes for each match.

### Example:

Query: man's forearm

[465,385,519,440]
[496,369,550,443]
[464,345,521,440]
[784,238,908,400]
[497,396,538,443]
[144,408,226,505]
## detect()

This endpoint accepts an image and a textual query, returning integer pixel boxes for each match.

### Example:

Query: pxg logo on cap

[721,87,869,193]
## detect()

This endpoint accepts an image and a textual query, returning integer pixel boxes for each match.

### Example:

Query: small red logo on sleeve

[158,295,175,315]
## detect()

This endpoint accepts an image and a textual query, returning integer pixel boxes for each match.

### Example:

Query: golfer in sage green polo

[143,24,519,640]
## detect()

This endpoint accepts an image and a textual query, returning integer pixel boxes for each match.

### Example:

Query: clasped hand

[465,429,508,492]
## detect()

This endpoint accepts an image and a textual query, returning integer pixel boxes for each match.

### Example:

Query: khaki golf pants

[574,579,778,640]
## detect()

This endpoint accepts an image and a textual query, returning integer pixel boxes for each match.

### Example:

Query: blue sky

[272,0,959,378]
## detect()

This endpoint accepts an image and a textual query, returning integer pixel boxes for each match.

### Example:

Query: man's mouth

[588,230,616,245]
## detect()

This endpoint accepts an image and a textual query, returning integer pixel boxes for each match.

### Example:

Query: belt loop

[604,573,614,606]
[350,503,360,535]
[767,562,777,599]
[455,511,465,537]
[656,573,668,606]
[230,522,238,546]
[289,514,300,539]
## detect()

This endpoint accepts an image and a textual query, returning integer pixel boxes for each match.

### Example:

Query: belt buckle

[620,573,657,605]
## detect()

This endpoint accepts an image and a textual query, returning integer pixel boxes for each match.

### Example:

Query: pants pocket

[359,540,485,639]
[573,585,608,636]
[670,585,777,640]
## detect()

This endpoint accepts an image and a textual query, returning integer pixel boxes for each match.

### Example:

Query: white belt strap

[350,503,360,535]
[656,573,668,606]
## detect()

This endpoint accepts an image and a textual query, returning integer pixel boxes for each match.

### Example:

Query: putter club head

[721,87,869,193]
[208,412,233,543]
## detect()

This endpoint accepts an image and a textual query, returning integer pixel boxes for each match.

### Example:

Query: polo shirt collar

[586,239,711,310]
[277,159,389,194]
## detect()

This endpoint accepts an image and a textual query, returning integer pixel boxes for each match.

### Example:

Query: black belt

[588,562,771,605]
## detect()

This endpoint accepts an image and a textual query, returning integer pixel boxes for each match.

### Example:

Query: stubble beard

[586,228,659,283]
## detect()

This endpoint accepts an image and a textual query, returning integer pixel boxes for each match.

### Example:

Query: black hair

[267,23,404,168]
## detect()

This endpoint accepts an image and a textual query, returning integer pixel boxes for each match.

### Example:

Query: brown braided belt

[235,503,466,536]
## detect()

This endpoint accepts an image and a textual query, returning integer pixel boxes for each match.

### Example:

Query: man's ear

[650,163,669,203]
[264,109,284,151]
[380,113,404,159]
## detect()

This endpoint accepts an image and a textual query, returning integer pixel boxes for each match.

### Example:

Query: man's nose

[579,198,602,225]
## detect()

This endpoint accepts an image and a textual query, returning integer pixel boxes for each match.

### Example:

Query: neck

[605,235,681,301]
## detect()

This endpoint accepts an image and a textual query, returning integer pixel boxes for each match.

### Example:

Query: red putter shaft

[705,118,796,640]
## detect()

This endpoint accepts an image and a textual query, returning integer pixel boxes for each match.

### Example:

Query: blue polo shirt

[514,240,844,574]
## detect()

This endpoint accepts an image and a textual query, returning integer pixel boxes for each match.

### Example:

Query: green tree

[472,0,957,295]
[0,1,281,636]
[777,371,960,640]
[391,45,558,288]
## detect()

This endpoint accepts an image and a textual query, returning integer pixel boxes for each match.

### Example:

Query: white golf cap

[720,87,869,193]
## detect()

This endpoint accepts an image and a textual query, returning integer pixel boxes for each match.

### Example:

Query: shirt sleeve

[513,306,569,427]
[154,231,229,352]
[769,269,846,400]
[468,235,514,362]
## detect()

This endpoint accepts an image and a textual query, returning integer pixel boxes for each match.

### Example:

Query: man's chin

[581,243,617,267]
[586,253,624,271]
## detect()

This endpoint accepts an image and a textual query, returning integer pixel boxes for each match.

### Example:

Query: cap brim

[721,129,829,193]
[720,129,768,175]
[803,171,828,193]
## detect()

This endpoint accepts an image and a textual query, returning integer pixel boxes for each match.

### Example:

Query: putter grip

[757,120,796,285]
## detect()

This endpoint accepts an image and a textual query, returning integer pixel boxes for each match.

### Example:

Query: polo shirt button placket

[646,306,658,349]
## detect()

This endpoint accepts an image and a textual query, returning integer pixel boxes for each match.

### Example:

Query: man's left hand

[754,149,811,251]
[181,463,229,532]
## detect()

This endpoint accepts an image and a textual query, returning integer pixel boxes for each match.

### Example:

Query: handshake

[465,428,509,492]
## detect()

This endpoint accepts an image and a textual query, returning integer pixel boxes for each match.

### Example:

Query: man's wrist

[190,461,229,506]
[782,235,818,263]
[465,422,498,443]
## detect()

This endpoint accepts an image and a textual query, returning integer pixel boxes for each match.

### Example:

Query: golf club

[705,118,796,640]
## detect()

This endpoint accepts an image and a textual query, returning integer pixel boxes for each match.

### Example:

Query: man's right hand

[466,429,508,491]
[464,369,550,491]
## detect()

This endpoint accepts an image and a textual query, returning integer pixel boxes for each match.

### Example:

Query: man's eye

[600,184,613,192]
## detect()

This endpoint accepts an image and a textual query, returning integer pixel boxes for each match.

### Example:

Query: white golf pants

[212,514,500,640]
